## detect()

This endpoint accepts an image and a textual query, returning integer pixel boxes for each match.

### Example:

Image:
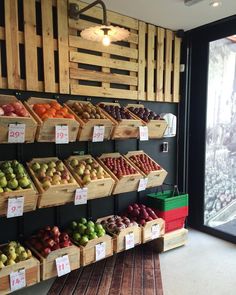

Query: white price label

[55,125,69,144]
[10,269,26,292]
[92,126,105,142]
[7,197,24,218]
[151,224,160,240]
[95,242,106,261]
[138,178,148,192]
[125,232,135,250]
[74,188,88,205]
[8,124,26,143]
[139,126,149,141]
[56,255,71,277]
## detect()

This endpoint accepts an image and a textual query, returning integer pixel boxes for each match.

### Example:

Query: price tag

[7,197,24,218]
[55,125,69,144]
[125,232,135,250]
[139,126,149,141]
[56,255,71,277]
[92,126,105,142]
[95,242,106,261]
[151,224,160,240]
[10,269,26,292]
[8,124,26,143]
[74,188,88,205]
[138,178,148,192]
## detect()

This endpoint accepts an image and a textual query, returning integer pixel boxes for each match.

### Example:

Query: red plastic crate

[165,217,186,233]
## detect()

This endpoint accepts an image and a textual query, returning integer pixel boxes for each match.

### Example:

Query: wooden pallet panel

[164,30,173,102]
[156,27,165,102]
[129,29,138,93]
[173,36,181,103]
[147,24,155,101]
[138,21,146,100]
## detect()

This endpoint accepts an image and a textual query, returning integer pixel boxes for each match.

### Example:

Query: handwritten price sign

[74,188,88,205]
[138,178,148,192]
[8,124,26,143]
[7,197,24,218]
[95,242,106,261]
[56,255,71,277]
[125,232,135,250]
[92,126,105,142]
[10,269,26,292]
[55,125,69,144]
[139,126,149,141]
[151,224,160,240]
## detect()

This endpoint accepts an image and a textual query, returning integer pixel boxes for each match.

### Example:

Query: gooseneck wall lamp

[69,0,130,46]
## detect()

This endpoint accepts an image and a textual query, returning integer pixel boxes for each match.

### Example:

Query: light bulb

[210,0,222,7]
[102,34,110,46]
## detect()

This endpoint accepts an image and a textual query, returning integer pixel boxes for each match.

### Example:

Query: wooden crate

[65,155,115,200]
[98,102,142,140]
[97,153,143,195]
[26,157,79,208]
[0,254,40,295]
[65,100,114,141]
[80,235,113,266]
[126,103,167,138]
[125,150,168,188]
[0,95,38,143]
[113,225,141,253]
[24,97,80,142]
[28,244,80,281]
[141,218,165,244]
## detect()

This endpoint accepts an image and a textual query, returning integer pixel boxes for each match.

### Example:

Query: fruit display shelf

[97,153,143,195]
[98,102,143,140]
[125,151,168,188]
[141,218,165,243]
[127,103,168,139]
[65,155,115,200]
[24,97,80,142]
[0,95,37,143]
[65,100,114,141]
[26,157,79,208]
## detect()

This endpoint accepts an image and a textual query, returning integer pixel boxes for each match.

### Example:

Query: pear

[8,241,18,248]
[19,251,28,261]
[8,252,17,261]
[0,253,7,264]
[15,246,25,255]
[26,249,32,258]
[7,259,16,266]
[0,261,5,269]
[7,245,16,254]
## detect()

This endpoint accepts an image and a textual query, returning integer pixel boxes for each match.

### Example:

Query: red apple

[51,226,60,237]
[60,232,69,242]
[42,247,51,257]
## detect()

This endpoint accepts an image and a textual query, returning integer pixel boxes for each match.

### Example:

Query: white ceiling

[85,0,236,31]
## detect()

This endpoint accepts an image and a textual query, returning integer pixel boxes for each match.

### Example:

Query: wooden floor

[48,242,163,295]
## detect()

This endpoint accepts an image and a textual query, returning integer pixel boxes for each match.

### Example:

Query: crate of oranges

[24,98,80,142]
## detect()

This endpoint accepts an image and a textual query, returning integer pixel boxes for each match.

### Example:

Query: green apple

[87,221,95,227]
[15,164,25,174]
[31,162,41,172]
[70,221,77,230]
[42,180,51,190]
[78,224,87,235]
[6,173,16,181]
[0,176,7,188]
[1,161,11,170]
[83,175,91,184]
[0,171,5,178]
[18,176,30,188]
[19,251,28,261]
[56,161,64,172]
[4,167,13,175]
[79,217,87,225]
[73,232,81,242]
[8,178,18,190]
[86,158,93,165]
[75,167,84,176]
[88,232,98,240]
[97,229,105,238]
[0,187,3,193]
[85,226,95,235]
[11,160,19,168]
[70,159,79,168]
[95,223,104,232]
[80,235,89,246]
[48,161,56,169]
[16,172,25,179]
[15,246,25,255]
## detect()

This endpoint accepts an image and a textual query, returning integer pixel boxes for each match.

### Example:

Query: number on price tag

[139,126,149,141]
[125,232,135,250]
[151,224,160,240]
[74,188,88,205]
[95,242,106,261]
[7,197,24,218]
[138,178,148,192]
[10,269,26,292]
[8,124,26,143]
[92,126,105,142]
[55,125,69,144]
[56,255,71,277]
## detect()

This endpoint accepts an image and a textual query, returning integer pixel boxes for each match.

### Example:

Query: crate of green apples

[0,160,38,216]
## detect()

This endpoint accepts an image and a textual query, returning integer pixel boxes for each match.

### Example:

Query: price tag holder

[74,188,88,205]
[125,232,135,250]
[55,125,69,144]
[95,242,106,261]
[138,178,148,192]
[10,269,26,292]
[56,255,71,277]
[8,124,26,143]
[139,126,149,141]
[151,224,160,240]
[92,126,105,142]
[7,197,24,218]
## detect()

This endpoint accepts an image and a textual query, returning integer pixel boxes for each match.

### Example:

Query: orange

[50,101,61,111]
[35,107,46,117]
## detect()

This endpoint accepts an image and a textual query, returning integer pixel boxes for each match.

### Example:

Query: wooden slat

[47,274,68,295]
[73,264,95,294]
[138,21,146,100]
[41,0,55,93]
[85,260,107,295]
[156,27,165,102]
[0,40,2,88]
[129,29,137,92]
[109,252,125,295]
[5,0,20,89]
[133,246,143,295]
[59,269,82,295]
[24,0,38,91]
[173,36,181,103]
[147,24,155,101]
[102,52,111,89]
[164,30,173,102]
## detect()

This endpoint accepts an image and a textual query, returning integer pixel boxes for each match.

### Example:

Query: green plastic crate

[147,190,189,211]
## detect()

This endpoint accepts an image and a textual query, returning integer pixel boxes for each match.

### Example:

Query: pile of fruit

[32,101,75,121]
[68,218,106,246]
[99,104,132,121]
[124,203,158,226]
[69,157,107,185]
[0,241,32,269]
[0,101,30,117]
[100,215,138,235]
[29,226,72,257]
[128,154,161,174]
[0,160,32,193]
[30,160,75,190]
[128,106,162,122]
[69,102,106,122]
[100,156,137,179]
